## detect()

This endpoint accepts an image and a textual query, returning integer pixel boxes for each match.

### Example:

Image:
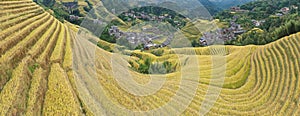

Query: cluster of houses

[121,10,183,26]
[251,6,298,26]
[230,7,250,13]
[123,10,169,21]
[280,7,290,14]
[200,19,245,46]
[275,6,298,16]
[276,7,291,16]
[200,4,299,46]
[108,26,172,50]
[251,19,265,27]
[69,15,79,20]
[230,5,298,17]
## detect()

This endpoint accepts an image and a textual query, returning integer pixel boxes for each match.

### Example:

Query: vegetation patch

[215,0,300,45]
[28,63,39,74]
[150,49,165,56]
[129,57,178,74]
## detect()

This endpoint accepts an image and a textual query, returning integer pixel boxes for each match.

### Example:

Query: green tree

[42,0,55,7]
[191,40,200,47]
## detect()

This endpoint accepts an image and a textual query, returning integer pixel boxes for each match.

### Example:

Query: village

[118,9,185,28]
[199,15,245,46]
[108,26,172,50]
[199,5,298,46]
[122,10,169,22]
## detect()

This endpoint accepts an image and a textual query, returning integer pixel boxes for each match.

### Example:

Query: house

[128,13,134,17]
[159,16,165,19]
[124,13,129,16]
[292,5,298,10]
[69,15,79,20]
[233,30,246,35]
[109,26,120,36]
[111,26,119,31]
[144,43,157,50]
[136,16,141,19]
[199,38,208,46]
[231,7,241,12]
[252,20,260,26]
[280,7,290,14]
[230,7,249,13]
[252,20,265,27]
[276,13,283,17]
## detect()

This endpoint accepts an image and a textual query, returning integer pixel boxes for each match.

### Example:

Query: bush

[28,63,39,74]
[151,49,164,56]
[97,43,113,52]
[129,57,176,74]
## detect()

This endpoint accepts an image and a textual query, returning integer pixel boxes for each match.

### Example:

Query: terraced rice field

[0,0,299,115]
[0,0,82,115]
[75,33,300,115]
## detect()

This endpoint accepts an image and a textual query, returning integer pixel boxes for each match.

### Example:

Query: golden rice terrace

[0,0,299,115]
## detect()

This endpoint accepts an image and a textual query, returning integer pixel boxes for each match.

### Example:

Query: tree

[163,61,174,73]
[191,40,200,47]
[295,21,300,32]
[286,21,296,34]
[260,39,267,45]
[138,58,152,74]
[42,0,55,7]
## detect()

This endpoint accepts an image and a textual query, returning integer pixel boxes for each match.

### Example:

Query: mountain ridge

[208,0,255,9]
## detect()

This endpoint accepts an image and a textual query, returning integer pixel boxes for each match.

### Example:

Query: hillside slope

[76,32,299,115]
[0,0,299,115]
[0,0,83,115]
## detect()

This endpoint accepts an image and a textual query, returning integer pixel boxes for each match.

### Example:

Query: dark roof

[62,2,78,8]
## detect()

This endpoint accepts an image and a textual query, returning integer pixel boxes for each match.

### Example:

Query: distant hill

[208,0,255,9]
[197,0,254,15]
[197,0,222,15]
